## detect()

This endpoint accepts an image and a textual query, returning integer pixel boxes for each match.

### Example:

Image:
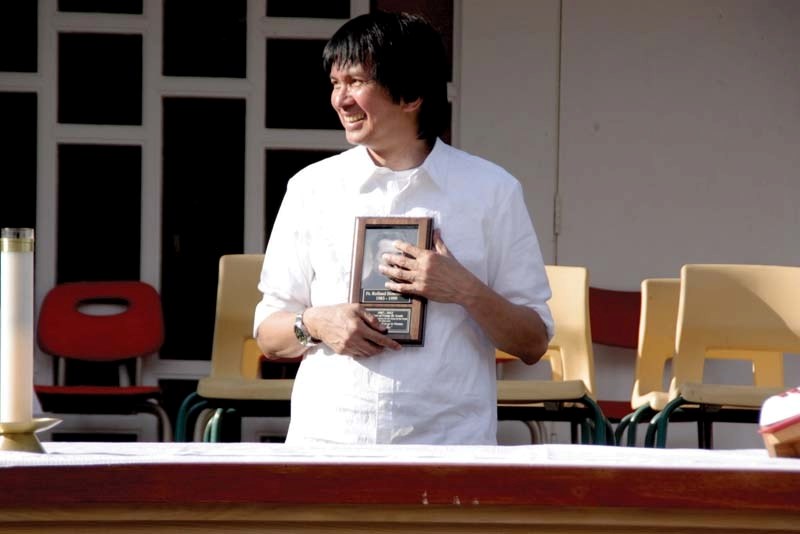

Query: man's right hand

[303,304,402,357]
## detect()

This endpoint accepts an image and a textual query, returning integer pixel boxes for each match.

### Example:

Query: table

[1,442,799,533]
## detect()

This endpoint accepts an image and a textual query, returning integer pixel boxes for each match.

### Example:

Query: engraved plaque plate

[349,217,433,345]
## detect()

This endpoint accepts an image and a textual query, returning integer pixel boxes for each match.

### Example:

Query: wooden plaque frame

[349,217,433,345]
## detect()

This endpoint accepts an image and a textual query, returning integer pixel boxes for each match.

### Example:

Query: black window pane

[267,0,349,19]
[264,149,338,245]
[58,33,142,125]
[58,0,143,14]
[163,0,246,78]
[0,93,37,229]
[160,378,198,431]
[266,39,339,129]
[0,2,37,72]
[57,144,141,283]
[162,98,245,361]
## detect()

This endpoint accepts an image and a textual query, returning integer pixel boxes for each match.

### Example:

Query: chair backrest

[631,278,679,410]
[497,265,595,394]
[545,265,595,395]
[670,264,799,395]
[589,286,640,349]
[208,254,266,380]
[37,281,164,361]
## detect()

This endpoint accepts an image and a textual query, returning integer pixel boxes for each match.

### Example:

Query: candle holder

[0,417,61,453]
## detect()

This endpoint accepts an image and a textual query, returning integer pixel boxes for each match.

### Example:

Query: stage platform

[1,442,799,532]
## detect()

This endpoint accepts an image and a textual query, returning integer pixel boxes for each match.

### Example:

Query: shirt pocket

[438,214,488,283]
[308,215,355,305]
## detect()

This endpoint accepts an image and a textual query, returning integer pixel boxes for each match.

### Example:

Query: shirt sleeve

[487,180,554,340]
[253,177,314,337]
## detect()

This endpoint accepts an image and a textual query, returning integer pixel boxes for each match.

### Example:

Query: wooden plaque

[349,217,433,345]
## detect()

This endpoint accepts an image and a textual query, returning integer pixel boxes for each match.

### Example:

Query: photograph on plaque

[349,217,433,345]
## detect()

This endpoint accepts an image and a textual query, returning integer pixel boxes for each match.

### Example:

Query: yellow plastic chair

[496,265,611,445]
[175,254,296,442]
[614,278,679,446]
[646,264,796,448]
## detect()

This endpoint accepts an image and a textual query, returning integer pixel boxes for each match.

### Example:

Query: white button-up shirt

[254,139,553,445]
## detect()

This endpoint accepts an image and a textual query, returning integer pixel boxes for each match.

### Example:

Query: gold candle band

[0,228,34,253]
[0,238,34,253]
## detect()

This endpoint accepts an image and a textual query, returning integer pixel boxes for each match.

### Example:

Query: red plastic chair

[34,281,172,441]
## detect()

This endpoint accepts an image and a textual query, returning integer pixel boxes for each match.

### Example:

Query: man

[361,228,415,291]
[254,11,553,445]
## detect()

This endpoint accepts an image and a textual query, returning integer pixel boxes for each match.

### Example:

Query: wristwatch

[293,311,320,348]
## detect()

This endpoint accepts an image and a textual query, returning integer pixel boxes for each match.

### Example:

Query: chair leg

[175,392,202,442]
[643,417,657,447]
[697,416,714,449]
[580,419,592,444]
[194,408,214,442]
[203,414,212,442]
[181,398,210,442]
[570,422,579,444]
[697,419,707,448]
[536,421,550,443]
[604,418,616,445]
[653,396,688,448]
[211,407,239,442]
[140,400,173,442]
[204,408,224,442]
[644,409,666,448]
[579,395,607,445]
[211,408,226,442]
[615,412,634,446]
[626,405,656,447]
[523,421,542,444]
[706,420,714,449]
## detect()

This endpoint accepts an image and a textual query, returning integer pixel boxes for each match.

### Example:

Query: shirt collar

[418,138,449,191]
[350,138,450,193]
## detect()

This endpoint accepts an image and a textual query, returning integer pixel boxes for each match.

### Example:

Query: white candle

[0,228,34,424]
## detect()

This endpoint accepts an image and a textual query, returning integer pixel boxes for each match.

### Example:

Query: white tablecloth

[1,442,799,471]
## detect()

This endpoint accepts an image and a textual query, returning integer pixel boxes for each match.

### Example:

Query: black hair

[322,11,449,146]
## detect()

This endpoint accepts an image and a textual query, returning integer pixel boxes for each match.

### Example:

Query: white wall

[458,0,800,447]
[558,0,800,288]
[458,0,561,264]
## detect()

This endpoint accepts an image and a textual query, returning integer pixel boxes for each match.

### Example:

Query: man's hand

[379,228,549,365]
[303,304,402,357]
[380,229,480,305]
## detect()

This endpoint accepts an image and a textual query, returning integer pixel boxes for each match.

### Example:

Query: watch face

[294,313,313,346]
[294,312,319,347]
[294,323,307,344]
